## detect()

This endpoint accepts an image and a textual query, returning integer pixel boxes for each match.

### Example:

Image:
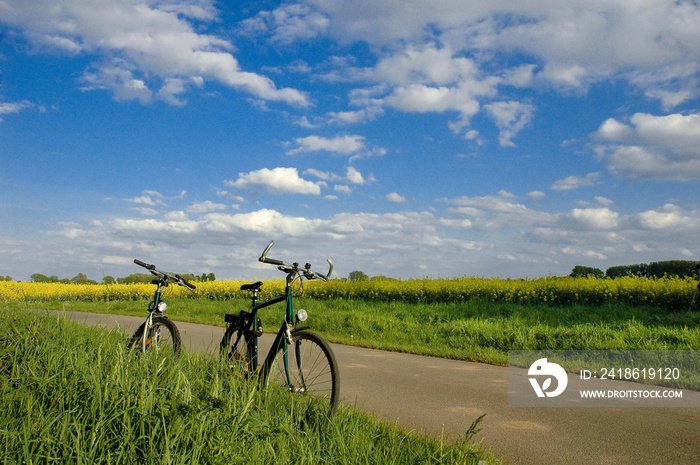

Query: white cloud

[292,0,700,116]
[593,112,700,180]
[287,134,367,155]
[0,0,308,106]
[372,44,479,87]
[226,167,321,195]
[304,168,335,181]
[5,192,700,281]
[594,196,613,207]
[334,185,352,195]
[445,193,554,231]
[157,78,188,106]
[187,200,227,214]
[113,217,199,235]
[124,193,165,207]
[0,100,35,121]
[569,208,620,230]
[164,211,188,221]
[527,191,545,201]
[131,207,159,216]
[216,189,245,203]
[550,173,603,191]
[484,101,535,147]
[595,117,636,142]
[346,166,365,184]
[386,192,406,203]
[239,3,329,45]
[637,204,698,230]
[102,255,132,265]
[325,106,385,125]
[203,209,318,236]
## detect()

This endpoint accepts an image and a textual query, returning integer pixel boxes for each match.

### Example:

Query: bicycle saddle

[240,281,263,291]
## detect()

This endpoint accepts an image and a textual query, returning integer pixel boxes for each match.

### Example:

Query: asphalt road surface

[35,310,700,465]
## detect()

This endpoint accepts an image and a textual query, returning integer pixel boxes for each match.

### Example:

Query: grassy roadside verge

[0,308,499,464]
[4,294,700,390]
[5,297,699,364]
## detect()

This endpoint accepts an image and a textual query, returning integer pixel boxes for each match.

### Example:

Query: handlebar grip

[181,278,196,290]
[134,259,155,270]
[261,257,285,266]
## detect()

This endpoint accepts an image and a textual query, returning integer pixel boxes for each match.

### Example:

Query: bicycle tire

[127,316,182,357]
[265,329,340,419]
[219,324,251,373]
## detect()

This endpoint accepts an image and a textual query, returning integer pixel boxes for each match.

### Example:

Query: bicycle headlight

[157,302,168,313]
[297,308,308,322]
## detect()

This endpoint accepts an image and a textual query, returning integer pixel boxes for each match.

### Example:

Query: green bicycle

[127,259,196,357]
[219,241,340,418]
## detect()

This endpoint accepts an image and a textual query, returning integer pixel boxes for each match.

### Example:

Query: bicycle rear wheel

[219,324,251,374]
[128,316,181,357]
[266,329,340,419]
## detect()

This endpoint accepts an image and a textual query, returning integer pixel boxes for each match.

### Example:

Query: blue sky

[1,0,699,282]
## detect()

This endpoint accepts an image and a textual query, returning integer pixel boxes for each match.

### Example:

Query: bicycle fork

[142,312,155,351]
[260,323,309,391]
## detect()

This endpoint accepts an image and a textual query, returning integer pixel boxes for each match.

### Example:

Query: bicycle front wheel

[267,330,340,418]
[128,316,182,357]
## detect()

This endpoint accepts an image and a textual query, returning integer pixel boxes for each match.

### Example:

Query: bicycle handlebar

[258,241,333,281]
[133,259,196,290]
[134,259,155,270]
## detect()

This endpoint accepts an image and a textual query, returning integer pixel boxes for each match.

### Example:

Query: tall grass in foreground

[0,309,497,465]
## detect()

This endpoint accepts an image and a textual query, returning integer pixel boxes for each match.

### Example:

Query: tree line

[571,260,700,279]
[21,272,216,285]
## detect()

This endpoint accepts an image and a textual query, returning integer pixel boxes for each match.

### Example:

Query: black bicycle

[127,259,196,357]
[219,241,340,418]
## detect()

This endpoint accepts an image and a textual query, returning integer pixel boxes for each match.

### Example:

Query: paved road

[40,310,700,465]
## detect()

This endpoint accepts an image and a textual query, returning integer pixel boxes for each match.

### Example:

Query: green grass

[10,296,699,365]
[0,308,498,464]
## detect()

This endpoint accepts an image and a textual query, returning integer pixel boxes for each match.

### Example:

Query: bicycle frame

[142,278,168,349]
[244,271,305,376]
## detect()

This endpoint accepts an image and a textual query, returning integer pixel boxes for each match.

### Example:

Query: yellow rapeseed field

[1,275,696,309]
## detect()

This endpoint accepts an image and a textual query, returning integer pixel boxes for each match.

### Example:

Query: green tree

[31,273,49,283]
[207,273,216,282]
[71,273,97,285]
[180,274,197,283]
[570,266,604,278]
[102,276,116,285]
[118,273,153,284]
[348,270,369,282]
